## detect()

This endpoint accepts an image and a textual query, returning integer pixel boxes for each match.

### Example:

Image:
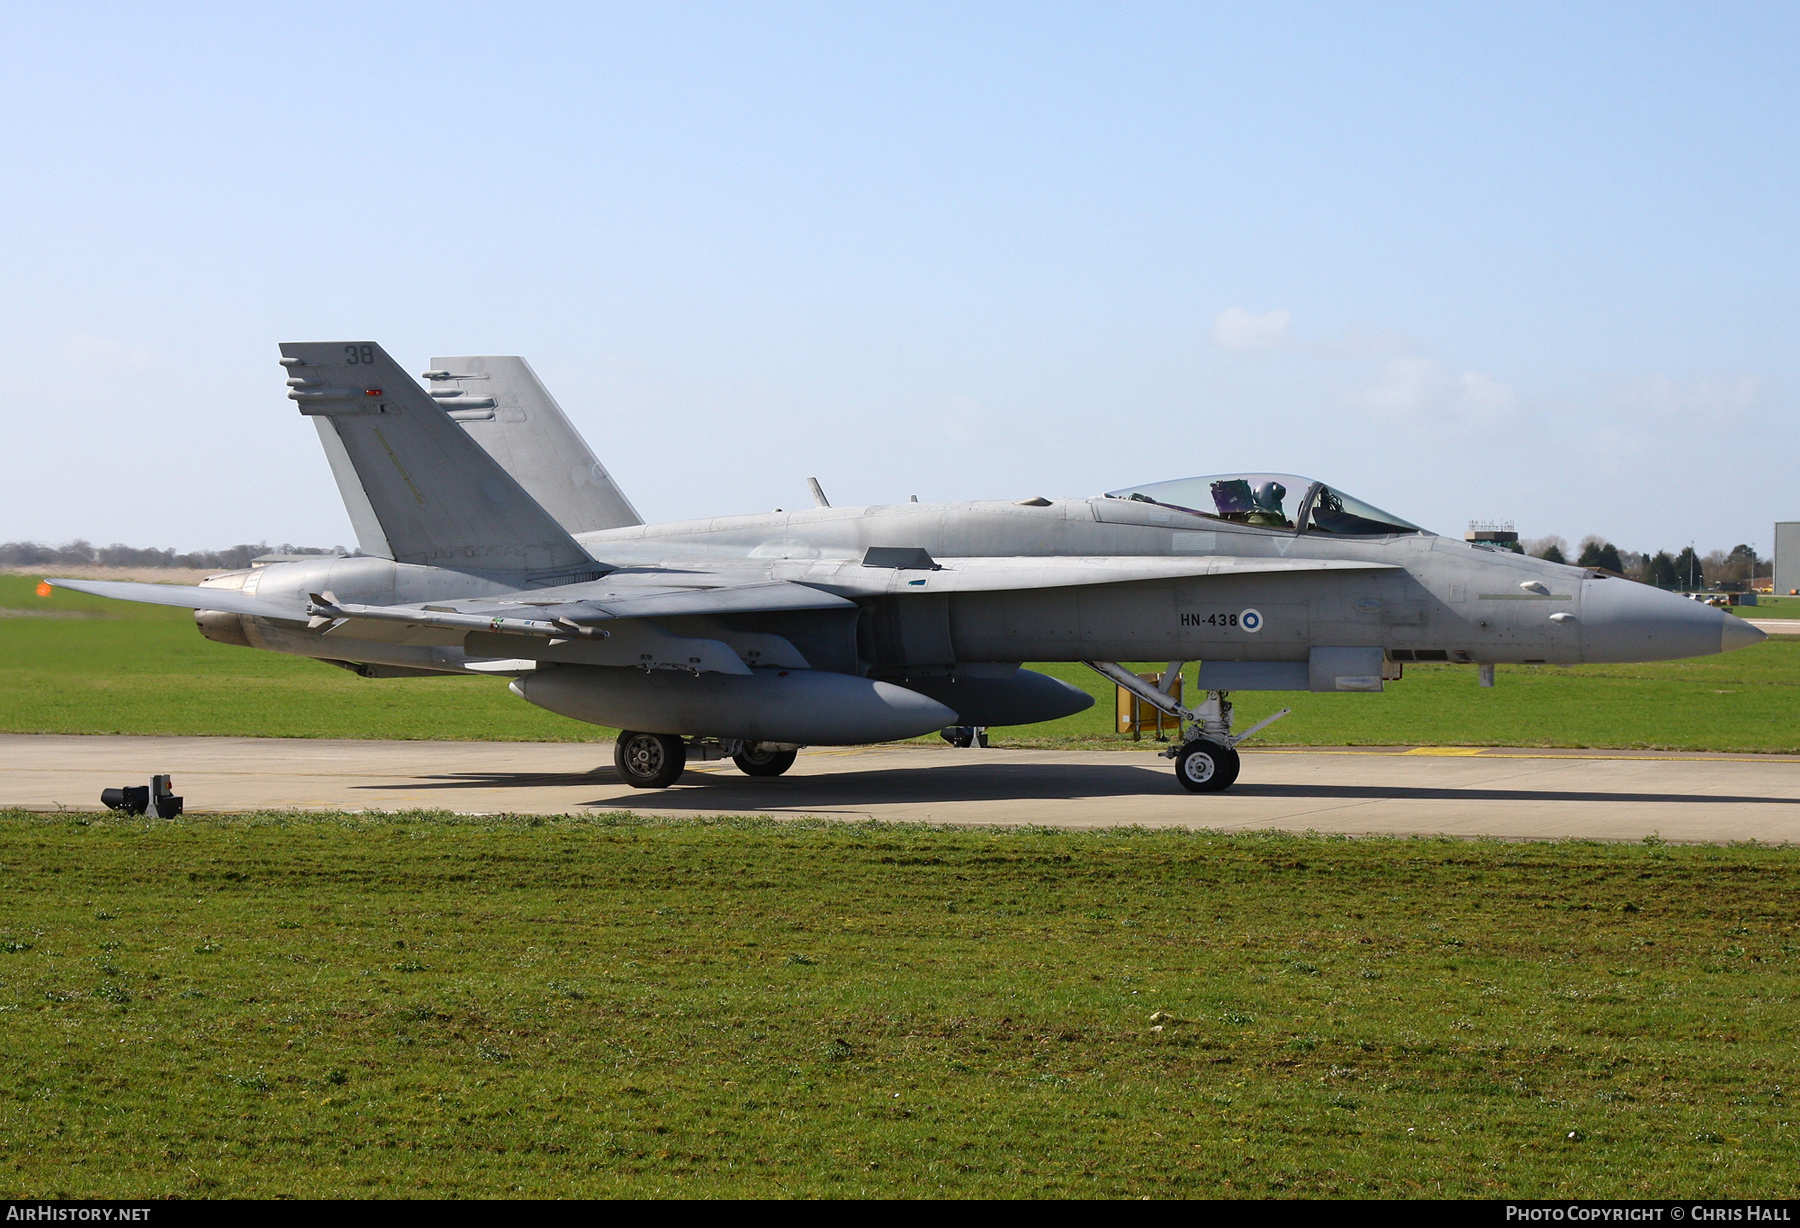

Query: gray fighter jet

[53,341,1766,793]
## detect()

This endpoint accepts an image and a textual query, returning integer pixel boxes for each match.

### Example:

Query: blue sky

[3,2,1795,556]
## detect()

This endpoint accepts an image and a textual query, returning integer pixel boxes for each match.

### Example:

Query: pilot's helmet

[1252,481,1287,512]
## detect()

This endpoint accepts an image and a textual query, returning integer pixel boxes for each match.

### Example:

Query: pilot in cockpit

[1249,480,1288,527]
[1112,473,1420,536]
[1209,478,1290,528]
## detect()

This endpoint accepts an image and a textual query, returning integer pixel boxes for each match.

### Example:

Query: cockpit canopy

[1104,473,1426,537]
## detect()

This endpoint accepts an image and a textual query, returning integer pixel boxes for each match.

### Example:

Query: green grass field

[1744,595,1800,618]
[4,575,1797,752]
[1,811,1794,1198]
[5,578,1796,1198]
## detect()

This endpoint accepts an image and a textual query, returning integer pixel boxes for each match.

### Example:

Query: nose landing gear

[1174,739,1240,792]
[1083,661,1290,794]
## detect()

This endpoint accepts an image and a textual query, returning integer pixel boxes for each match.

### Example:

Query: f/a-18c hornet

[54,342,1765,793]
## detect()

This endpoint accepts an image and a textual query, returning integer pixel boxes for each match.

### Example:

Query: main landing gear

[1082,661,1292,794]
[732,743,798,777]
[615,731,686,789]
[613,731,802,789]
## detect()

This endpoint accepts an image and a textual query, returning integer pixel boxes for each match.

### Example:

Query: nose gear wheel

[1174,739,1240,793]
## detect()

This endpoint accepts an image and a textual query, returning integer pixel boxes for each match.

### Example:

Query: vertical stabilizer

[311,418,393,559]
[281,342,595,574]
[425,356,642,534]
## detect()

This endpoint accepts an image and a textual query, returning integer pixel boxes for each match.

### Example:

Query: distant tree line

[1519,535,1766,591]
[0,540,350,570]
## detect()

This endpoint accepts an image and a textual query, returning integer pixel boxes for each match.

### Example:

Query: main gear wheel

[614,730,687,789]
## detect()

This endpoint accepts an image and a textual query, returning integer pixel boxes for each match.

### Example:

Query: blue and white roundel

[1240,608,1263,633]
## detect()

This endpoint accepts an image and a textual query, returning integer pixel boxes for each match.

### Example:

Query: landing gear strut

[1083,661,1291,794]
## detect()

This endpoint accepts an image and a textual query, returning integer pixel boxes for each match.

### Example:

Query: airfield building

[1776,522,1800,594]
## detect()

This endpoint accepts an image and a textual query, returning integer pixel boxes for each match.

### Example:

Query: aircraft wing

[53,559,1377,623]
[49,573,857,677]
[47,575,854,627]
[54,558,1393,679]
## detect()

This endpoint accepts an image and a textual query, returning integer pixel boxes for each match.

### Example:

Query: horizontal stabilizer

[49,578,307,620]
[281,342,595,574]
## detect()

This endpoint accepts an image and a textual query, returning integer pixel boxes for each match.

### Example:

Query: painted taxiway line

[3,732,1799,844]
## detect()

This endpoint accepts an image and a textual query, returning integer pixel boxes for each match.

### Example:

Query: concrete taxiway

[4,733,1799,843]
[1743,618,1800,635]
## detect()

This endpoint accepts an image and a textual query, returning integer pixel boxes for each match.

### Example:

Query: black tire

[1174,739,1240,793]
[941,726,975,748]
[614,730,687,789]
[733,744,798,777]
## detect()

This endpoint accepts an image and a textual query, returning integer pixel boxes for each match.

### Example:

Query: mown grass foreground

[4,574,1798,751]
[1,811,1795,1198]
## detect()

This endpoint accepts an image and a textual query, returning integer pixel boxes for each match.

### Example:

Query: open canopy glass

[1104,473,1426,537]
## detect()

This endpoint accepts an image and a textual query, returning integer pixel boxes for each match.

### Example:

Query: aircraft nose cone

[1579,578,1741,663]
[1721,613,1767,653]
